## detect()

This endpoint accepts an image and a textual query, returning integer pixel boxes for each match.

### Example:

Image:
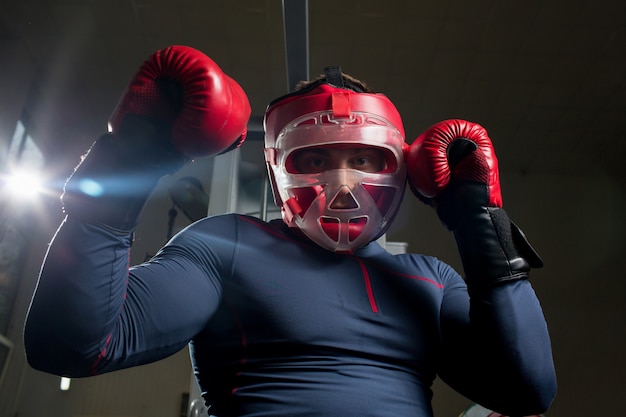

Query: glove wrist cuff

[450,207,543,291]
[61,134,180,231]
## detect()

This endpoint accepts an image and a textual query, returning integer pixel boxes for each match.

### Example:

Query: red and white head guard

[264,71,407,252]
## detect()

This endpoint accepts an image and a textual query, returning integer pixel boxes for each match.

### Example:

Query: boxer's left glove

[62,45,251,231]
[407,119,542,292]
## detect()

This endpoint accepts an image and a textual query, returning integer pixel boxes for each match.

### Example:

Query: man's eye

[308,158,325,167]
[301,157,328,172]
[351,155,373,168]
[350,151,386,172]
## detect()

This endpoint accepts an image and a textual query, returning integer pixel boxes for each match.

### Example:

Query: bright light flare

[3,169,44,199]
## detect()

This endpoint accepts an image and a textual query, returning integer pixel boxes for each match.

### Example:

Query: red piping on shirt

[356,258,379,313]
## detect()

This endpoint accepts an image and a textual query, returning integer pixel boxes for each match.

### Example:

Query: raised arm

[24,45,250,377]
[407,119,557,415]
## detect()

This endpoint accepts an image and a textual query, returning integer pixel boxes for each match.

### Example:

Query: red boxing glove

[407,119,502,209]
[407,119,542,289]
[108,45,251,158]
[63,46,250,230]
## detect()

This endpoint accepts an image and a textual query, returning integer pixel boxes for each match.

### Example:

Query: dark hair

[267,67,375,108]
[294,65,374,93]
[294,68,375,93]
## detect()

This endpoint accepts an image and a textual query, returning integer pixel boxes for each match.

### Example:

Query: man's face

[266,120,407,252]
[288,146,389,210]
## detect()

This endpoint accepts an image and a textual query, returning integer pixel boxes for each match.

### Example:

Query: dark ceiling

[1,0,625,182]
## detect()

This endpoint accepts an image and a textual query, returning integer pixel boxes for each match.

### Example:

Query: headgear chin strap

[264,69,407,252]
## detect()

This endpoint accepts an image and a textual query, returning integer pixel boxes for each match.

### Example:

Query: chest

[211,244,445,363]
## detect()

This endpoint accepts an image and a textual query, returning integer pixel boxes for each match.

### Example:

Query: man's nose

[328,154,352,171]
[336,159,351,170]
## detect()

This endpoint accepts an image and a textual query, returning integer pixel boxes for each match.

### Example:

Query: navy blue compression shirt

[25,213,556,416]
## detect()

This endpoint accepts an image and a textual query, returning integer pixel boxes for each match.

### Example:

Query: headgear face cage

[263,71,407,252]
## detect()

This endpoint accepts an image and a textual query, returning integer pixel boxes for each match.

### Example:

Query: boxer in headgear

[264,66,407,252]
[24,49,556,417]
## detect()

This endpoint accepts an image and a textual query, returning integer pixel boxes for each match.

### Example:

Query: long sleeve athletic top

[24,213,556,417]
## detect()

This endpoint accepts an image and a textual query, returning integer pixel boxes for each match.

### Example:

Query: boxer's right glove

[62,45,251,231]
[407,119,542,292]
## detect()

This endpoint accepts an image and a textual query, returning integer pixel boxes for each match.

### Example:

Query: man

[24,45,556,417]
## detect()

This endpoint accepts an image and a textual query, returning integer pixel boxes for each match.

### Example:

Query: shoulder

[162,214,277,263]
[179,214,291,243]
[387,252,465,289]
[186,213,268,231]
